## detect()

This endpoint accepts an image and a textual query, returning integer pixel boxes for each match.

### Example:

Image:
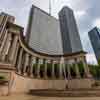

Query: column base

[44,75,48,79]
[76,75,81,79]
[84,73,92,78]
[30,74,34,78]
[17,70,21,75]
[37,75,41,79]
[52,75,56,79]
[59,76,63,79]
[23,73,27,76]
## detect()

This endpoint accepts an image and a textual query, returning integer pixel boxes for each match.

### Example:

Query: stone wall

[10,73,67,94]
[0,71,94,95]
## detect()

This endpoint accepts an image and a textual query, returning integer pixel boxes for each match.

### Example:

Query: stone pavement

[0,94,100,100]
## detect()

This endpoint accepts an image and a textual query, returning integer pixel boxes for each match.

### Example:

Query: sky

[0,0,99,64]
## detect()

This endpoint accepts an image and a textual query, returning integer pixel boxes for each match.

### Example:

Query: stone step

[29,89,100,97]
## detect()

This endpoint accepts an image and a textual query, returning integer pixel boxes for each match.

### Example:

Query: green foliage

[70,64,76,78]
[98,59,100,66]
[0,76,6,80]
[78,62,84,78]
[88,64,100,78]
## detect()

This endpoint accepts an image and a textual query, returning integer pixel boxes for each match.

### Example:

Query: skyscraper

[26,5,83,55]
[26,5,63,55]
[59,6,83,54]
[88,27,100,62]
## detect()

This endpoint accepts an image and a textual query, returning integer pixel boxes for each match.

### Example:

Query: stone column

[30,56,35,77]
[82,56,92,78]
[32,57,36,77]
[0,30,8,55]
[1,33,12,61]
[13,43,20,65]
[74,58,81,78]
[44,59,48,79]
[23,53,29,76]
[59,57,65,78]
[59,62,63,79]
[17,48,23,74]
[51,60,55,79]
[37,59,42,78]
[67,64,71,79]
[8,35,19,63]
[0,16,8,40]
[63,63,67,79]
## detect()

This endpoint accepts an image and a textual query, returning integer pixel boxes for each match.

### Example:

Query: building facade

[88,27,100,62]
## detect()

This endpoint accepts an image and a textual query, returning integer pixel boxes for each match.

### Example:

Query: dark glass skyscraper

[59,6,83,54]
[88,27,100,61]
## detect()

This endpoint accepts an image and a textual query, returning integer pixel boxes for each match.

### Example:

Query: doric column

[30,56,35,77]
[62,63,67,80]
[37,59,42,78]
[1,33,12,61]
[17,48,23,74]
[0,30,8,55]
[32,57,36,77]
[51,60,55,79]
[82,56,92,78]
[59,62,63,79]
[8,35,19,63]
[0,16,8,40]
[74,58,81,78]
[44,59,48,79]
[59,57,64,78]
[67,64,71,79]
[23,53,29,76]
[13,43,20,65]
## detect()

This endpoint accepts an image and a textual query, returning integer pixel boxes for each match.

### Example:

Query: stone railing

[0,14,92,80]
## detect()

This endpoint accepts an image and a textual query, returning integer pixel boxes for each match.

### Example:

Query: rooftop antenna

[49,0,51,15]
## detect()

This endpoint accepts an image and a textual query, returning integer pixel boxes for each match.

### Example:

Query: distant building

[26,5,83,55]
[88,27,100,62]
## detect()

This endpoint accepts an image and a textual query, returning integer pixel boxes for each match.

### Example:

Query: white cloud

[75,10,86,19]
[86,54,97,65]
[93,18,100,28]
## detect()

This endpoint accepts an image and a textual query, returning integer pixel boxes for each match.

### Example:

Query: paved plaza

[0,94,100,100]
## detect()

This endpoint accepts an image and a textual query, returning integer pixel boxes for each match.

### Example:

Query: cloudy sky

[0,0,99,64]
